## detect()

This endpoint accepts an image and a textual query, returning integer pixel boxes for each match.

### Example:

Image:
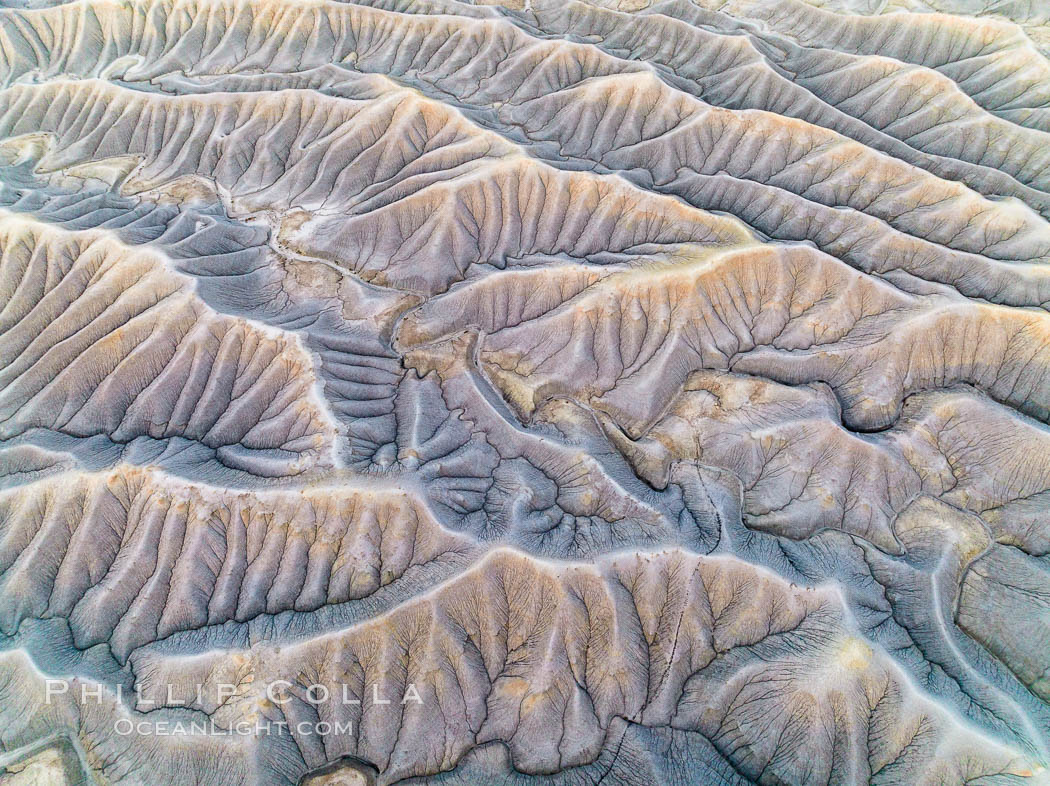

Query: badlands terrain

[0,0,1049,783]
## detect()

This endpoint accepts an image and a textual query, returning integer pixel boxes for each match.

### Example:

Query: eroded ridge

[0,0,1049,783]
